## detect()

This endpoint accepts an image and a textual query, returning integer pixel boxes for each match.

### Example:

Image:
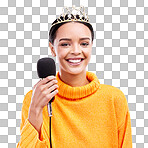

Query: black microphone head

[37,57,56,78]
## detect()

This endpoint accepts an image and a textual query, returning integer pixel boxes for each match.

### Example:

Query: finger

[47,84,58,93]
[44,79,58,90]
[38,86,58,106]
[43,84,58,95]
[39,75,56,86]
[46,89,58,102]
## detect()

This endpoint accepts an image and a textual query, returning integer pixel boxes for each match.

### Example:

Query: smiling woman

[17,5,133,148]
[49,22,93,87]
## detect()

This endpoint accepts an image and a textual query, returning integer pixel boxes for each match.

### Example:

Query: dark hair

[49,21,94,45]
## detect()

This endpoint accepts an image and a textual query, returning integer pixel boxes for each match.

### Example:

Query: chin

[65,68,86,75]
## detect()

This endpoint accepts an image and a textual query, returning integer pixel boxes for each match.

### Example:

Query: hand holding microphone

[28,58,58,134]
[30,75,58,113]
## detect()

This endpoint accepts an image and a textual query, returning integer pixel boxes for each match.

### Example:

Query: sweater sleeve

[118,107,133,148]
[17,90,49,148]
[112,87,133,148]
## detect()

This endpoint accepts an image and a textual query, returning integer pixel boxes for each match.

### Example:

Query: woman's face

[49,22,93,75]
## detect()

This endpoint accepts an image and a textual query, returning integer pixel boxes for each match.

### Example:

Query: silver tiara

[51,5,90,27]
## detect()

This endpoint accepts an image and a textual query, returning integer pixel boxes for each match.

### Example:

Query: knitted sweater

[17,71,132,148]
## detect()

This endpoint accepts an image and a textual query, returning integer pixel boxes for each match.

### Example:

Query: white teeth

[68,59,81,63]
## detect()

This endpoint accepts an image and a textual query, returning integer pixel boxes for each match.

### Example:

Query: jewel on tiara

[51,5,90,27]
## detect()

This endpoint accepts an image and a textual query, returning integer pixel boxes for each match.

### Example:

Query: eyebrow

[59,37,90,42]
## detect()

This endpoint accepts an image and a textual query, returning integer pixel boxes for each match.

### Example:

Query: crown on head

[51,5,90,27]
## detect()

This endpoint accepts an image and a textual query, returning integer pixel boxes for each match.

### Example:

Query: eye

[81,42,89,46]
[61,43,70,46]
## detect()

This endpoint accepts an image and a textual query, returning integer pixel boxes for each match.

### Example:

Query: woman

[17,6,132,148]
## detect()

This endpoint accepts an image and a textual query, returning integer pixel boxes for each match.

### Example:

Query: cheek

[56,49,67,60]
[83,48,92,57]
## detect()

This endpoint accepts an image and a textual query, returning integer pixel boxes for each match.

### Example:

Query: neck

[59,70,90,87]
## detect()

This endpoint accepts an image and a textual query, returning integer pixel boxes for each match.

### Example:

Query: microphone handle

[47,101,52,117]
[47,96,55,117]
[45,79,56,117]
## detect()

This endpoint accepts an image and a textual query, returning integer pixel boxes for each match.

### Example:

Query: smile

[66,59,84,66]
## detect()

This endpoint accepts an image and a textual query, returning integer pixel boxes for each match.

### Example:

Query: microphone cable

[49,116,52,148]
[48,102,53,148]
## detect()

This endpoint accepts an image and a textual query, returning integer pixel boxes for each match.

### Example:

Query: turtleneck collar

[56,71,101,100]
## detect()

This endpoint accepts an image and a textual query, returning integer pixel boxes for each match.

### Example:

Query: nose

[70,43,81,55]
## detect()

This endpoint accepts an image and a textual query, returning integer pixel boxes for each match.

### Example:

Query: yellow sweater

[17,71,132,148]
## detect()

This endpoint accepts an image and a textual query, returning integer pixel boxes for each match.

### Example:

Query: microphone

[37,57,56,117]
